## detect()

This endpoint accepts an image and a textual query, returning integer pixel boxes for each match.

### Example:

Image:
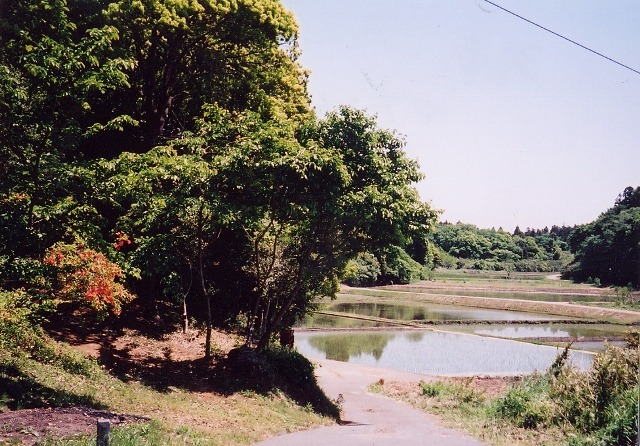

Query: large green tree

[106,106,437,352]
[0,0,309,255]
[1,0,438,358]
[568,186,640,287]
[243,106,438,349]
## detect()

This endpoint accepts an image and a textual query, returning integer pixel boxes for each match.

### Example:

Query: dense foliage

[567,186,640,288]
[429,223,574,273]
[0,0,437,354]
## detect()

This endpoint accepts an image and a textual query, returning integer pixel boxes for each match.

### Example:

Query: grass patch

[0,349,331,445]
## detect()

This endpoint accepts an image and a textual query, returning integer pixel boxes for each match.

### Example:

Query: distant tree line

[427,223,574,273]
[566,186,640,288]
[426,187,639,289]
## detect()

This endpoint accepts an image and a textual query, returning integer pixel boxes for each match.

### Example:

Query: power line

[484,0,640,76]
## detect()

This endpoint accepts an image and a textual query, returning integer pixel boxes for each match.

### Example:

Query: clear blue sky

[280,0,640,232]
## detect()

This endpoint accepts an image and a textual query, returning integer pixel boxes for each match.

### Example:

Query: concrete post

[97,418,110,446]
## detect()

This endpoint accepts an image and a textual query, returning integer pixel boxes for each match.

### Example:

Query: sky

[279,0,640,232]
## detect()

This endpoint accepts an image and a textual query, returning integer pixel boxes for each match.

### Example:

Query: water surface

[387,288,605,302]
[295,329,593,375]
[296,312,387,329]
[443,323,628,339]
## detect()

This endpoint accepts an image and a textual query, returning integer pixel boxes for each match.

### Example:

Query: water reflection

[404,331,426,342]
[296,313,386,328]
[573,341,626,351]
[296,330,593,375]
[325,301,561,322]
[447,324,628,339]
[309,332,390,361]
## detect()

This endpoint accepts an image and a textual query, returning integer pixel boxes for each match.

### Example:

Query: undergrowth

[375,342,640,446]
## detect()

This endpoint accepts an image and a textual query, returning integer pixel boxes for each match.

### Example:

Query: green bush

[514,259,554,272]
[0,290,49,354]
[550,345,638,434]
[482,345,640,443]
[437,250,457,269]
[419,379,482,406]
[421,381,446,397]
[264,346,316,387]
[490,383,552,429]
[377,246,426,285]
[342,252,381,286]
[0,290,99,377]
[262,346,340,419]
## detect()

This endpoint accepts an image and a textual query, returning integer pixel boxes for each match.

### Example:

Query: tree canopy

[429,222,574,272]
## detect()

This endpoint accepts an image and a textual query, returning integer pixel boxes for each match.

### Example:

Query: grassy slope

[0,328,333,445]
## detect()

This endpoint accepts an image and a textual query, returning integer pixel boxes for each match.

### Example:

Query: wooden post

[97,418,110,446]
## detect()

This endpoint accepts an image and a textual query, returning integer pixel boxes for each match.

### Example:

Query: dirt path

[252,359,486,446]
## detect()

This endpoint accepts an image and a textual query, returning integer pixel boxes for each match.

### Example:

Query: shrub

[342,252,380,286]
[0,289,48,354]
[419,379,483,406]
[514,259,554,272]
[421,381,446,397]
[549,345,639,443]
[437,251,457,269]
[44,242,135,317]
[0,290,99,377]
[377,246,425,284]
[263,346,341,419]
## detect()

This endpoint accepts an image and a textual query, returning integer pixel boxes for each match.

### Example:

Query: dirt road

[253,358,486,446]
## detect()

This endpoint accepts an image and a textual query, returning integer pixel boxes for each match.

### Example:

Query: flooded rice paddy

[379,287,607,302]
[444,323,628,340]
[295,329,594,375]
[295,291,633,375]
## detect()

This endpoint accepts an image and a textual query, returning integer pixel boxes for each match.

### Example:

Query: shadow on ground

[42,303,340,419]
[0,363,105,411]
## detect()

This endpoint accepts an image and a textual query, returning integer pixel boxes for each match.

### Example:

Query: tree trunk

[197,206,212,359]
[256,240,315,351]
[181,263,194,335]
[182,298,189,334]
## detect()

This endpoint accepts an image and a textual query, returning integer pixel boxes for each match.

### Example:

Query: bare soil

[382,375,521,400]
[0,407,147,446]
